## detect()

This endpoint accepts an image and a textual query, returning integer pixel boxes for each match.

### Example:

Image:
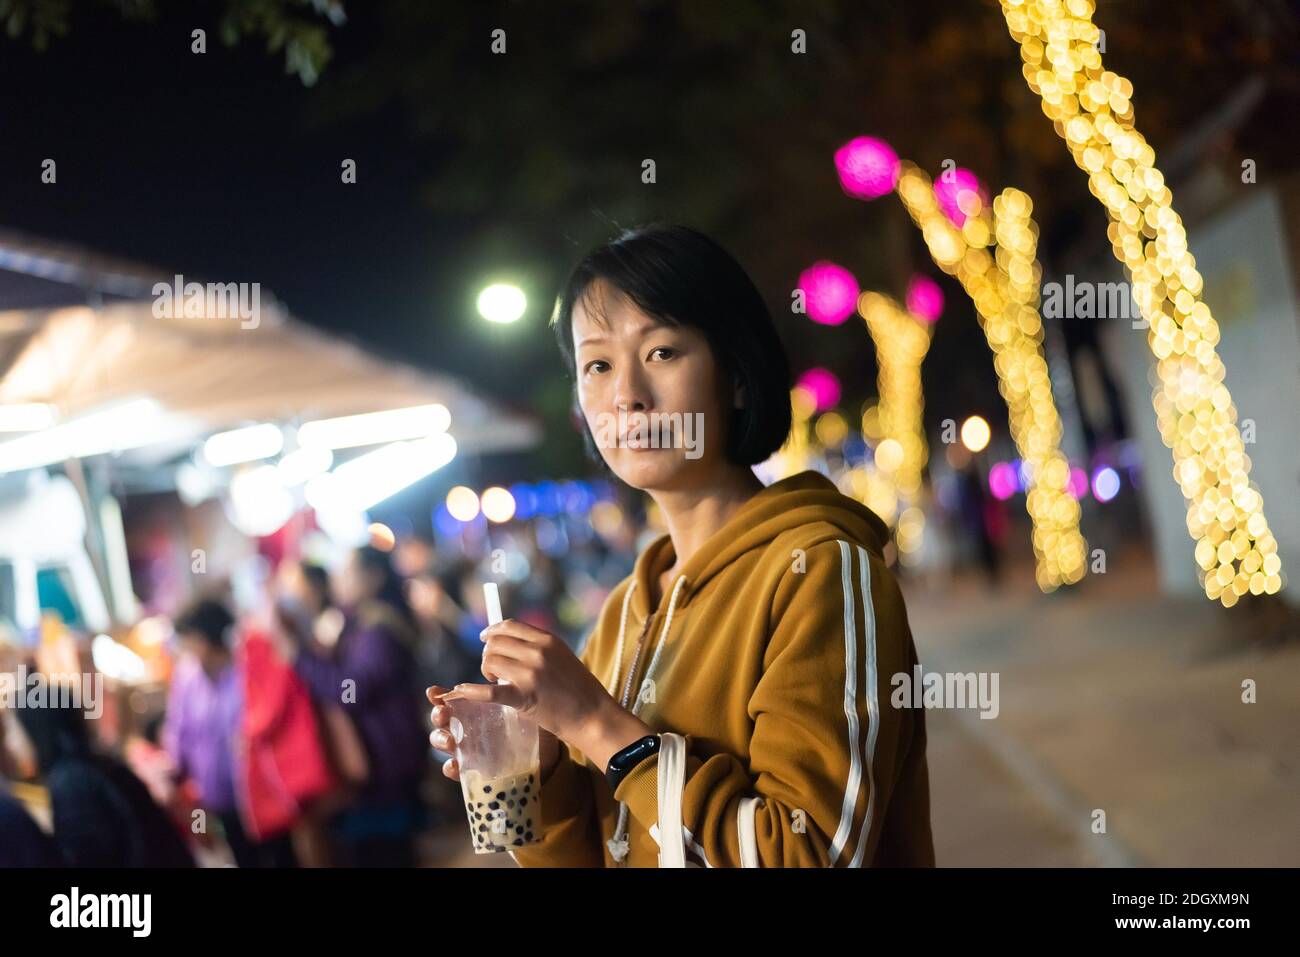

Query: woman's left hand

[445,619,620,750]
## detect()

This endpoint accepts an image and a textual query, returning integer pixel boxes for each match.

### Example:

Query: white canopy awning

[0,230,541,467]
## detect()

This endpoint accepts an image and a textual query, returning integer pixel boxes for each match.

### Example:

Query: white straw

[483,581,503,627]
[483,582,508,685]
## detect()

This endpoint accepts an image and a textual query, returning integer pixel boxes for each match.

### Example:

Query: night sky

[2,0,1295,495]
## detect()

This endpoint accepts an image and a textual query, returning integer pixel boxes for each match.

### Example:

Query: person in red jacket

[277,547,430,867]
[238,622,336,858]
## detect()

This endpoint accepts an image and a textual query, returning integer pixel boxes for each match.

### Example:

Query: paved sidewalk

[905,546,1299,867]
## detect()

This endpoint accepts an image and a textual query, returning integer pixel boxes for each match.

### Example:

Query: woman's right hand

[426,685,562,783]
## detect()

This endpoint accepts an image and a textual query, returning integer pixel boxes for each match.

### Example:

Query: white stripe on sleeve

[828,540,864,866]
[847,545,880,868]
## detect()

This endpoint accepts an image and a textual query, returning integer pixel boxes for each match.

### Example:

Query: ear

[733,383,746,409]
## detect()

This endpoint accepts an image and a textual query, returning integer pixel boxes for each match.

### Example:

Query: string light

[999,0,1282,605]
[894,162,1088,590]
[857,293,933,518]
[856,293,934,563]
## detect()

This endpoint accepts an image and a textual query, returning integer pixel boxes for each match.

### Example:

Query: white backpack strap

[737,796,761,868]
[656,732,687,868]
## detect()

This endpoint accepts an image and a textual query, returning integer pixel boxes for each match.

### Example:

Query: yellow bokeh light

[480,486,517,523]
[815,411,849,448]
[875,438,905,473]
[446,485,480,522]
[367,522,395,551]
[960,416,991,453]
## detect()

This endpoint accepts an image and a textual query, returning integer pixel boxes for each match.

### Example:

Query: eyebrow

[577,320,674,350]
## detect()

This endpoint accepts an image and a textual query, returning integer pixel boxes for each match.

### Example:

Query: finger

[480,653,531,688]
[448,681,524,710]
[482,633,544,665]
[443,682,494,703]
[441,756,460,781]
[429,704,454,728]
[426,685,452,705]
[479,618,553,644]
[430,728,455,751]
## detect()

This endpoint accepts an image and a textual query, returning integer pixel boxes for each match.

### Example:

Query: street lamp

[477,283,526,324]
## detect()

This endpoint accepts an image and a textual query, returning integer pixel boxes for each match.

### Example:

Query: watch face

[609,735,657,783]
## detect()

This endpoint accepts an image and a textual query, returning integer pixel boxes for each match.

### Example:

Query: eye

[647,346,676,361]
[583,359,610,375]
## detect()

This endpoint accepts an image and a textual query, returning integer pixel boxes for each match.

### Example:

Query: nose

[612,362,653,413]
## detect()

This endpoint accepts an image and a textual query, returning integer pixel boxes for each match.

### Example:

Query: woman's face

[333,554,375,609]
[572,279,735,492]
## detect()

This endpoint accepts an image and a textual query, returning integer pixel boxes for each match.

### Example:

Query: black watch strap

[605,734,660,792]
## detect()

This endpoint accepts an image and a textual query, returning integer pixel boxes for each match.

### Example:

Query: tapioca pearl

[526,818,532,827]
[525,831,533,840]
[519,797,527,807]
[512,838,524,846]
[507,799,515,808]
[496,791,506,800]
[483,785,492,793]
[477,823,487,832]
[488,800,500,810]
[510,787,518,795]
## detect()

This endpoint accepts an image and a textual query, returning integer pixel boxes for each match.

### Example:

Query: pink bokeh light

[796,367,841,413]
[933,167,988,228]
[834,136,900,201]
[798,261,860,326]
[905,274,944,323]
[1067,467,1089,499]
[988,462,1018,501]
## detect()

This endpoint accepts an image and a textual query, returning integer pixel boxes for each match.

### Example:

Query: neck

[649,466,762,573]
[203,658,230,681]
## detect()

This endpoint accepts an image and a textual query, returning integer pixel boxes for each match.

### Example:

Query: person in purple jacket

[282,546,429,867]
[166,597,297,867]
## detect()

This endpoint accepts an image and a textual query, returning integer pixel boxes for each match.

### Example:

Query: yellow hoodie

[510,470,934,868]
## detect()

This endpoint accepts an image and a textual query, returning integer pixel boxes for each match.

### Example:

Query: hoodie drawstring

[607,580,639,696]
[606,574,688,864]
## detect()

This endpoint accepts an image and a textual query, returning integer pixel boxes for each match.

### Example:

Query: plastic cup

[449,698,541,853]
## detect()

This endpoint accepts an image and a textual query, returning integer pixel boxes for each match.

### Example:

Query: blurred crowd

[0,514,638,868]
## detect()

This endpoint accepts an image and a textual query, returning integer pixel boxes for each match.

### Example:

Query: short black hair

[173,598,235,650]
[353,545,416,632]
[299,561,332,608]
[16,700,90,772]
[550,223,792,467]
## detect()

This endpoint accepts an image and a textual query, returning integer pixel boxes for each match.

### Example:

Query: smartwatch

[604,734,661,792]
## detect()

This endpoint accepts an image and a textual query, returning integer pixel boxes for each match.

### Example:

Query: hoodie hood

[627,470,889,621]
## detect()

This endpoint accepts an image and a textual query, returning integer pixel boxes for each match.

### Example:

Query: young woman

[428,224,934,867]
